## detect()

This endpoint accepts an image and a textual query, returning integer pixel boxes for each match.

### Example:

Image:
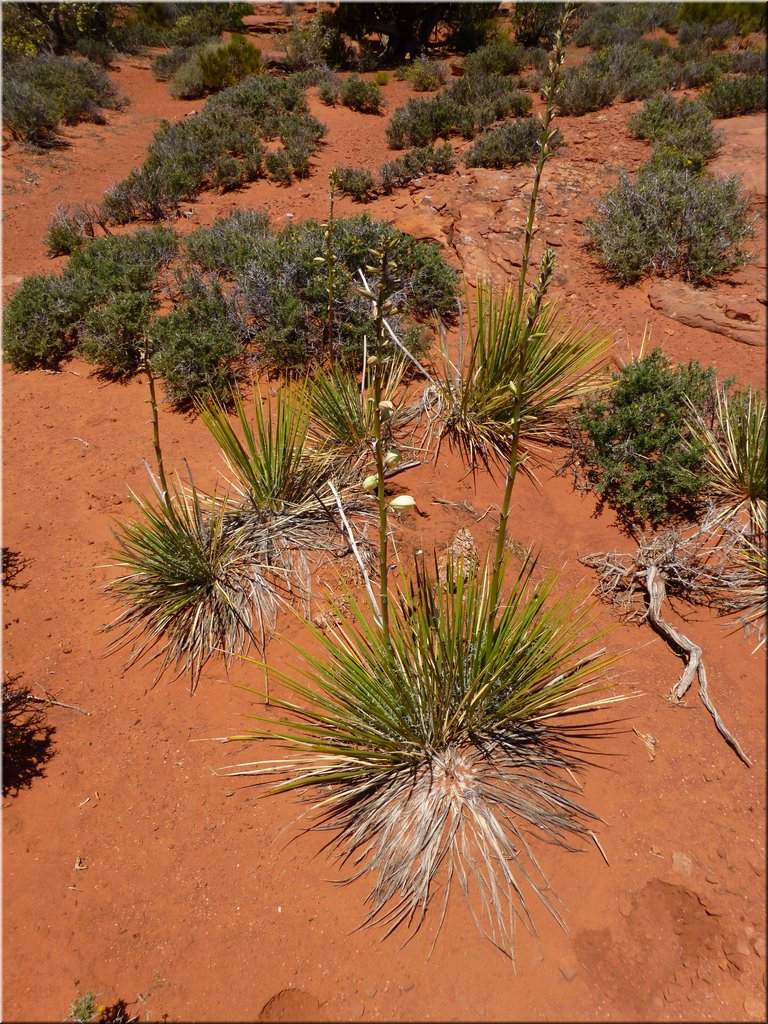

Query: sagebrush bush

[464,38,525,77]
[185,210,271,277]
[151,277,243,409]
[79,290,157,379]
[169,34,262,99]
[401,57,449,91]
[333,166,377,201]
[102,76,324,220]
[168,57,206,99]
[340,75,385,114]
[45,204,96,256]
[3,274,81,370]
[386,74,531,148]
[718,49,767,76]
[629,94,721,163]
[573,348,719,530]
[587,163,753,284]
[465,118,561,169]
[3,54,121,144]
[151,45,204,82]
[556,43,676,115]
[233,214,458,369]
[275,15,350,71]
[703,74,767,118]
[379,143,456,192]
[75,37,116,67]
[317,70,341,105]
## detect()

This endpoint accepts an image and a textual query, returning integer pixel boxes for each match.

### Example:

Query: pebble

[672,851,693,877]
[559,962,578,981]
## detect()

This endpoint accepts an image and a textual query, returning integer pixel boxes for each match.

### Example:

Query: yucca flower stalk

[687,386,766,535]
[226,556,622,955]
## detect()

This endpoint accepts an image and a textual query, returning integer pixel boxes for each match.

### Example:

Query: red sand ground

[3,12,766,1023]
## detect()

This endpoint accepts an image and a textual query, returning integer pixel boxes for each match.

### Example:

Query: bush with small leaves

[265,149,294,186]
[317,70,341,105]
[374,70,389,86]
[703,74,767,118]
[151,45,204,82]
[79,290,156,380]
[75,37,116,67]
[464,38,525,77]
[45,204,96,256]
[379,143,456,193]
[3,54,121,144]
[572,348,719,531]
[678,18,739,49]
[3,274,82,370]
[185,210,272,278]
[275,15,351,71]
[168,57,206,99]
[465,118,561,169]
[340,75,385,114]
[629,94,721,163]
[587,163,754,285]
[718,49,767,76]
[151,278,243,409]
[333,166,378,201]
[403,58,449,92]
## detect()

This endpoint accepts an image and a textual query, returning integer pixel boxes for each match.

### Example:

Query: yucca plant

[107,477,276,689]
[226,555,621,954]
[688,386,766,535]
[308,354,409,464]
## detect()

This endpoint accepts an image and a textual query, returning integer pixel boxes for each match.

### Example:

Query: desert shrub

[44,204,96,256]
[572,348,719,530]
[3,54,121,144]
[75,37,116,67]
[79,290,157,379]
[151,278,243,409]
[678,18,739,49]
[572,2,679,48]
[555,60,619,116]
[168,57,206,99]
[151,45,203,81]
[465,118,562,169]
[511,1,567,46]
[670,56,723,88]
[401,57,449,91]
[464,38,525,77]
[386,75,531,148]
[2,672,54,797]
[629,94,721,162]
[374,70,389,86]
[379,143,456,192]
[718,49,767,76]
[340,75,385,114]
[275,15,351,71]
[184,209,271,277]
[703,75,767,118]
[102,76,323,220]
[556,43,676,115]
[233,214,458,369]
[333,166,378,201]
[317,70,341,104]
[264,149,293,186]
[587,164,753,285]
[2,274,82,370]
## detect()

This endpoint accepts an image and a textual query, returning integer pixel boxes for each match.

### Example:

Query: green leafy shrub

[556,43,676,115]
[573,348,719,530]
[678,18,739,49]
[464,38,525,77]
[79,290,156,379]
[317,70,341,104]
[379,143,456,192]
[169,34,263,99]
[44,204,96,256]
[718,49,767,76]
[151,45,203,81]
[75,37,116,67]
[465,118,562,169]
[373,70,389,86]
[572,2,679,48]
[184,209,271,277]
[274,15,351,71]
[587,164,753,284]
[401,58,449,92]
[102,76,324,221]
[629,94,721,162]
[340,75,385,114]
[2,274,81,370]
[386,74,531,148]
[151,277,243,409]
[233,214,458,369]
[3,54,121,144]
[703,74,767,117]
[333,166,377,201]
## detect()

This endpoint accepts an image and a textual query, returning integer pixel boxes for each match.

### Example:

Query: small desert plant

[703,74,767,118]
[402,57,449,91]
[75,37,116,67]
[264,148,294,186]
[587,163,754,284]
[464,38,525,77]
[169,34,262,99]
[688,386,767,534]
[274,15,350,71]
[44,204,96,256]
[333,166,377,201]
[572,348,720,532]
[151,44,204,82]
[465,118,562,169]
[3,53,121,144]
[629,93,722,163]
[379,142,456,191]
[317,69,341,104]
[2,273,81,370]
[373,70,389,86]
[340,75,385,114]
[184,209,271,277]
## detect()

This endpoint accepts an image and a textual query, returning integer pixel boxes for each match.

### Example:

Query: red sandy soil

[3,10,766,1023]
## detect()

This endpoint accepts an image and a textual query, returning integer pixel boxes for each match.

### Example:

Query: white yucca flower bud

[362,474,379,492]
[384,449,402,469]
[389,495,416,511]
